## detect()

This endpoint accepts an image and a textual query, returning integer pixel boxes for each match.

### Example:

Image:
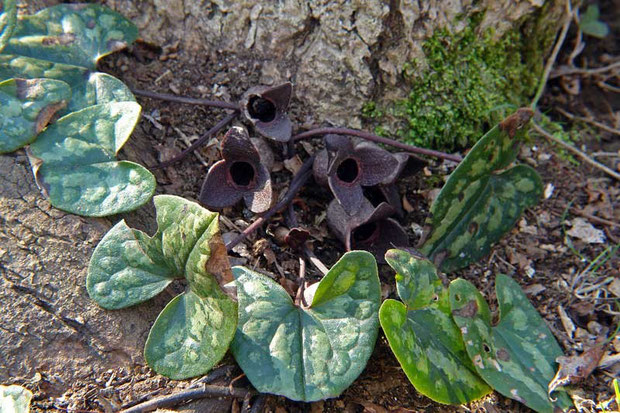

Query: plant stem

[292,127,463,162]
[133,88,240,110]
[530,0,573,109]
[532,121,620,181]
[226,155,315,251]
[120,385,254,413]
[294,257,308,307]
[151,111,238,169]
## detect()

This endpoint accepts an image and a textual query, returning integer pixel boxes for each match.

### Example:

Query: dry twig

[532,121,620,181]
[556,107,620,136]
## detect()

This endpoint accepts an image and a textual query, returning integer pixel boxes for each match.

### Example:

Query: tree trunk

[117,0,563,127]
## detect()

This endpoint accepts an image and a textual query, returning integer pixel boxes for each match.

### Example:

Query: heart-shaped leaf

[0,55,135,114]
[27,101,155,216]
[0,0,16,53]
[379,249,491,404]
[88,195,238,379]
[0,385,32,413]
[449,275,573,412]
[420,108,543,272]
[231,251,380,402]
[144,197,237,380]
[87,195,221,309]
[579,5,609,38]
[0,77,71,153]
[3,3,138,70]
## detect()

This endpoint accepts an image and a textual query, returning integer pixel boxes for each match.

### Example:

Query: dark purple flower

[313,134,400,215]
[199,126,273,213]
[327,198,409,263]
[314,136,426,216]
[241,82,293,142]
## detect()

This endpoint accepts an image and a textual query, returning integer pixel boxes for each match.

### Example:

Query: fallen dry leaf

[567,218,606,244]
[558,305,576,340]
[548,343,606,398]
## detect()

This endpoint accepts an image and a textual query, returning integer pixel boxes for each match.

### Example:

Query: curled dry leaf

[548,343,606,398]
[241,82,293,142]
[200,126,273,213]
[285,227,311,250]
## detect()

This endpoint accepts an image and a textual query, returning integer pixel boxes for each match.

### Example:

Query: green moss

[366,13,553,151]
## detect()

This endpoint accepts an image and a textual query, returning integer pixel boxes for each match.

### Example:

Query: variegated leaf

[0,77,71,153]
[0,0,17,53]
[0,54,135,114]
[231,251,381,402]
[28,102,155,216]
[380,249,490,404]
[88,195,237,379]
[87,195,219,309]
[449,275,573,412]
[420,108,543,272]
[144,288,237,379]
[3,4,138,70]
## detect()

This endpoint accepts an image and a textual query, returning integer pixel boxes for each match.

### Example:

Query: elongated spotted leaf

[87,195,220,309]
[28,102,155,216]
[0,55,135,114]
[0,385,32,413]
[0,0,16,53]
[3,4,138,70]
[379,249,490,404]
[232,251,380,402]
[0,77,71,153]
[449,275,573,412]
[420,108,543,272]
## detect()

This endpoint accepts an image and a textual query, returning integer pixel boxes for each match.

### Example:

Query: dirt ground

[1,2,618,413]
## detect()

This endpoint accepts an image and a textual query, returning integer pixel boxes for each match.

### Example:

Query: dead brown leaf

[205,231,234,287]
[548,342,606,397]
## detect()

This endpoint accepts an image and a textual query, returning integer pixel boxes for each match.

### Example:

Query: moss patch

[365,13,554,151]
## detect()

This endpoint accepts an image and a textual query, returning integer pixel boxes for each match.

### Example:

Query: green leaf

[143,197,236,379]
[3,4,138,70]
[579,5,610,38]
[449,275,573,412]
[0,77,71,153]
[0,55,135,114]
[231,251,381,402]
[144,288,237,380]
[420,108,543,271]
[88,195,237,379]
[0,0,17,54]
[379,249,490,405]
[27,102,155,216]
[0,385,32,413]
[87,195,220,309]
